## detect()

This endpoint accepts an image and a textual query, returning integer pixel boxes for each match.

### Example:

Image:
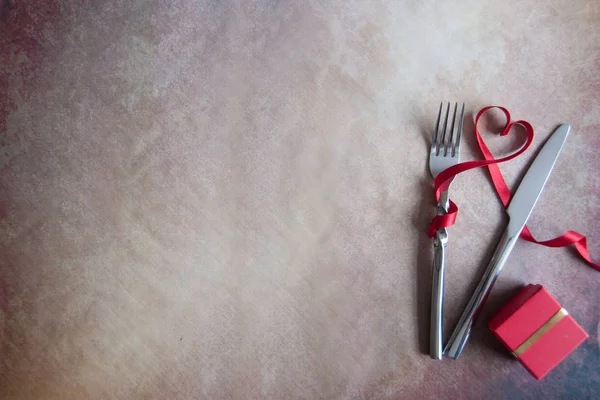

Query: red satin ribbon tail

[520,226,600,272]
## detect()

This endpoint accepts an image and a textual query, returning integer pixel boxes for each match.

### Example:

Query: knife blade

[444,124,571,359]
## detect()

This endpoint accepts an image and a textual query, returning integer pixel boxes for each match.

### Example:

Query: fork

[428,102,465,360]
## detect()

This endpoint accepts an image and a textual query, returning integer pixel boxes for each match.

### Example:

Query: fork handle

[430,231,446,360]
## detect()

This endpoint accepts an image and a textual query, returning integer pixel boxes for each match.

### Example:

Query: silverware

[428,102,465,360]
[444,124,571,359]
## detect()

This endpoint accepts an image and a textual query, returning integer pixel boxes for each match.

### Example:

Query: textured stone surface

[0,1,599,398]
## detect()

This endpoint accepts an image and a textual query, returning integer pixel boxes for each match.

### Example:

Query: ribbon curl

[427,106,599,272]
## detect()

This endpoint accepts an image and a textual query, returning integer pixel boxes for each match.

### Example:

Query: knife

[444,124,571,359]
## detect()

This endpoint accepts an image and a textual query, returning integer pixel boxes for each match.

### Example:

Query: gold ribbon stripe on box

[512,308,568,358]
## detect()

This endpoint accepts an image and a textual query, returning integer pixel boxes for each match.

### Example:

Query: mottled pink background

[1,1,599,399]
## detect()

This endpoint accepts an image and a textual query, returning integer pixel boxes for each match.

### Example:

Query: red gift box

[488,284,589,380]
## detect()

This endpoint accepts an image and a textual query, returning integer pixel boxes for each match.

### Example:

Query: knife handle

[430,230,447,360]
[444,225,519,359]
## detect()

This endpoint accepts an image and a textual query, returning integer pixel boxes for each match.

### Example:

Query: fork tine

[432,102,442,154]
[446,102,458,156]
[439,102,450,156]
[454,102,465,156]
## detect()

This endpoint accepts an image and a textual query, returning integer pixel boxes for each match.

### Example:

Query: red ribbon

[427,106,599,272]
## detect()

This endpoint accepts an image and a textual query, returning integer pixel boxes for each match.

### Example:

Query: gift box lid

[488,284,589,380]
[489,284,562,351]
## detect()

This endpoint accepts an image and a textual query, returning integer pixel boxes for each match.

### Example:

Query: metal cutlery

[444,124,571,359]
[428,102,465,359]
